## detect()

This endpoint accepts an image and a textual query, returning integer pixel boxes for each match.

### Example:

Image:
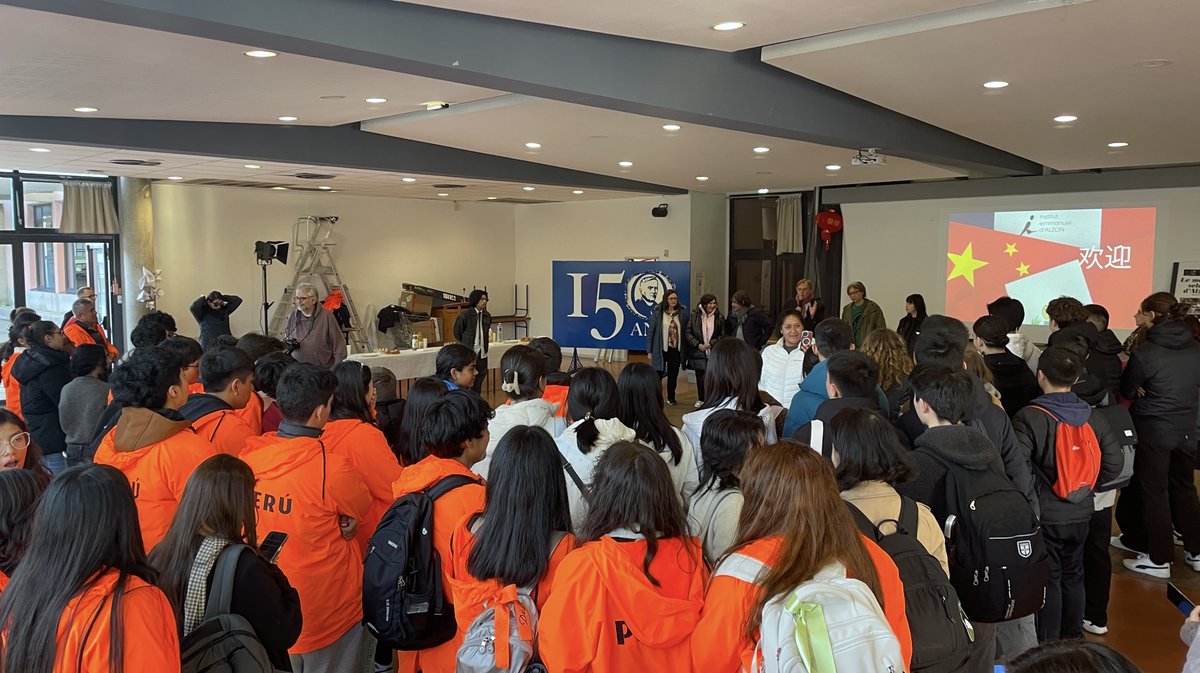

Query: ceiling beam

[3,0,1044,177]
[0,116,686,194]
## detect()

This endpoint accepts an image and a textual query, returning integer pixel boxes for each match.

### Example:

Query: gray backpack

[181,544,275,673]
[455,529,565,673]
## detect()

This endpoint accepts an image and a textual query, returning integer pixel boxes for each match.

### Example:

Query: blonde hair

[860,328,911,391]
[795,279,813,291]
[963,347,995,386]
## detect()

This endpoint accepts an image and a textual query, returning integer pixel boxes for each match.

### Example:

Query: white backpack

[714,553,904,673]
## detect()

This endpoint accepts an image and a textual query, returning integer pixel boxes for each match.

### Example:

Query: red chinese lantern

[816,209,844,250]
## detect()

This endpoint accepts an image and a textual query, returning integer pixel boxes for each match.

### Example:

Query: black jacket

[11,346,71,455]
[375,398,406,459]
[793,395,906,460]
[645,305,690,372]
[1089,328,1125,395]
[895,424,1007,522]
[727,306,773,351]
[896,314,926,355]
[1012,392,1125,524]
[1121,319,1200,433]
[983,350,1041,418]
[453,308,492,357]
[796,298,826,332]
[189,295,243,350]
[900,373,1040,517]
[685,309,727,371]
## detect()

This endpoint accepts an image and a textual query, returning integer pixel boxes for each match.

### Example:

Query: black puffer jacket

[11,346,71,455]
[896,423,1007,520]
[1121,319,1200,432]
[1090,328,1125,395]
[983,350,1040,418]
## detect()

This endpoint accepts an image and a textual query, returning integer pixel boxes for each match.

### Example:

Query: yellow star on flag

[1016,262,1031,276]
[1004,243,1018,257]
[947,243,989,286]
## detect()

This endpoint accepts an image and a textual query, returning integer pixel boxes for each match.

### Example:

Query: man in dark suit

[453,289,491,393]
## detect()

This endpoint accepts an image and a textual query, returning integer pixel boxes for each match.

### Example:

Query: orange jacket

[447,511,575,637]
[241,432,373,654]
[539,535,708,673]
[2,351,23,420]
[543,384,570,418]
[63,318,118,361]
[391,456,486,673]
[321,419,403,551]
[0,570,8,596]
[190,409,256,456]
[92,407,216,551]
[187,382,205,395]
[238,391,264,436]
[690,535,912,673]
[52,569,180,672]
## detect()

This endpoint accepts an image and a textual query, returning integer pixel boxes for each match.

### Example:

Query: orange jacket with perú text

[2,350,23,419]
[92,406,216,551]
[241,432,373,655]
[63,317,118,361]
[238,391,264,436]
[52,569,180,672]
[391,456,486,673]
[320,418,403,551]
[690,535,912,673]
[538,535,708,673]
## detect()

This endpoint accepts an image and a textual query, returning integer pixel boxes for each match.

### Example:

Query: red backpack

[1031,406,1101,503]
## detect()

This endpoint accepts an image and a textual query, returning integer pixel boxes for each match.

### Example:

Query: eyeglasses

[294,296,315,303]
[0,432,30,455]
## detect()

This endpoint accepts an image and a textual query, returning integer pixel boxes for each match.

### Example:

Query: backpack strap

[897,496,921,538]
[713,552,768,584]
[426,473,481,501]
[561,453,590,502]
[205,543,251,620]
[810,418,825,458]
[844,500,883,542]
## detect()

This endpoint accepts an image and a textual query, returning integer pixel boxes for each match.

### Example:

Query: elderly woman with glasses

[282,282,347,368]
[840,281,887,348]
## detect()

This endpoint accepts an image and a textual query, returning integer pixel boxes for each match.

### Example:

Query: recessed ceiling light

[167,176,184,181]
[525,142,542,149]
[29,148,50,153]
[1136,59,1173,68]
[982,81,1009,89]
[753,146,770,154]
[1053,114,1078,123]
[277,115,298,122]
[73,106,98,113]
[318,186,332,190]
[271,186,288,190]
[695,176,709,181]
[486,196,498,200]
[243,164,261,169]
[244,50,277,58]
[757,188,769,194]
[662,124,681,132]
[437,192,450,197]
[522,186,535,192]
[401,177,417,183]
[423,101,449,110]
[825,164,842,171]
[365,97,388,104]
[713,21,745,31]
[618,161,634,168]
[573,190,584,195]
[1107,141,1129,148]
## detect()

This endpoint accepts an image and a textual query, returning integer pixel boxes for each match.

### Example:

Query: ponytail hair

[1140,291,1189,323]
[0,313,40,364]
[498,345,544,401]
[566,367,619,454]
[22,321,58,350]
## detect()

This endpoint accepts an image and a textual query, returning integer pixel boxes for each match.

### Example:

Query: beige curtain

[777,194,804,254]
[60,182,119,234]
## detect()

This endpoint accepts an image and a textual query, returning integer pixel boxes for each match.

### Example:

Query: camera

[283,338,300,355]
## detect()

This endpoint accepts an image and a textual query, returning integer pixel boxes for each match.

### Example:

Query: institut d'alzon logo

[625,271,675,321]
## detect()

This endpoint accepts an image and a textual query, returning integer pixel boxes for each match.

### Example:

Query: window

[67,243,88,292]
[31,204,52,229]
[0,179,12,231]
[22,182,63,229]
[34,242,56,291]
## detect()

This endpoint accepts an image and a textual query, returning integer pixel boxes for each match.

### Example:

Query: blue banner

[552,261,691,350]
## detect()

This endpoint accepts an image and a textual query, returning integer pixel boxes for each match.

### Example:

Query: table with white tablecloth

[351,340,521,388]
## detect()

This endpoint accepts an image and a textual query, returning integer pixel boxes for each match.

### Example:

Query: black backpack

[1091,404,1136,491]
[363,474,479,650]
[924,452,1049,624]
[846,499,973,673]
[181,544,274,673]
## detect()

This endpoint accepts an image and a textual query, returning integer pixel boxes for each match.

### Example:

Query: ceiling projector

[851,148,887,167]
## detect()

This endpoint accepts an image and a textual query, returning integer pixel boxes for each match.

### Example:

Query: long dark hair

[0,313,40,364]
[578,441,692,586]
[330,361,375,423]
[565,367,620,454]
[906,293,927,319]
[1008,640,1140,673]
[397,376,448,466]
[23,321,59,351]
[0,464,154,673]
[702,338,765,412]
[467,426,572,587]
[616,362,682,464]
[0,410,49,478]
[0,470,46,576]
[149,455,258,614]
[698,409,765,491]
[830,408,913,491]
[659,289,680,314]
[498,345,544,402]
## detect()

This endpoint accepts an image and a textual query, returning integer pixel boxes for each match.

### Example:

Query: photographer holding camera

[190,290,243,350]
[282,283,346,369]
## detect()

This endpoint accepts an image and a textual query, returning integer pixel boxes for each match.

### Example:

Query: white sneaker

[1110,535,1142,554]
[1082,619,1108,635]
[1176,530,1185,547]
[1123,553,1170,579]
[1186,553,1200,572]
[693,401,703,408]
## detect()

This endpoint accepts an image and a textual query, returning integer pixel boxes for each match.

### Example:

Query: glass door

[21,239,116,334]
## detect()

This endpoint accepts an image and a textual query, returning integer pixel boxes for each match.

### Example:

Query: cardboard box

[398,290,433,315]
[410,317,441,345]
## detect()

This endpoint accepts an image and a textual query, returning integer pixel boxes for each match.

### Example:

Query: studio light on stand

[255,240,289,333]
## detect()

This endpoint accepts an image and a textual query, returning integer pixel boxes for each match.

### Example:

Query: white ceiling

[764,0,1200,170]
[404,0,992,51]
[363,96,964,192]
[0,140,646,202]
[0,5,502,125]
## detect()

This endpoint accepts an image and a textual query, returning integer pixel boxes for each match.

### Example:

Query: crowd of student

[0,279,1195,672]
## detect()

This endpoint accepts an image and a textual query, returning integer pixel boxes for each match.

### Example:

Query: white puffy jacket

[473,397,559,480]
[759,341,807,408]
[556,417,638,528]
